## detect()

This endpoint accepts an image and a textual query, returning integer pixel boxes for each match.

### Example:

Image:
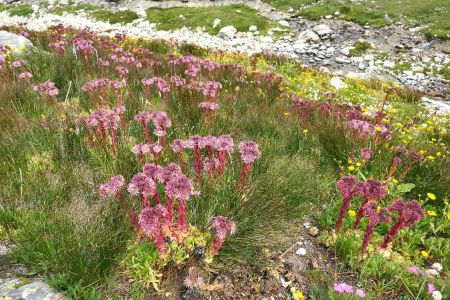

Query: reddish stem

[354,197,370,230]
[177,198,187,230]
[381,220,404,249]
[166,195,173,225]
[141,121,152,144]
[335,196,352,234]
[194,146,203,183]
[140,194,149,208]
[361,220,376,254]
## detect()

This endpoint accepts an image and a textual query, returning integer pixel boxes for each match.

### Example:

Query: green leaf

[395,183,415,194]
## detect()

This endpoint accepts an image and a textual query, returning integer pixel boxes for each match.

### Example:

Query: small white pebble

[295,247,307,256]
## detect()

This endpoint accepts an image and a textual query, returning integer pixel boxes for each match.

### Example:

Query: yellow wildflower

[348,159,353,164]
[348,210,356,217]
[421,251,429,258]
[419,150,426,155]
[348,166,355,171]
[393,178,398,184]
[427,155,435,160]
[356,162,362,167]
[295,291,305,299]
[427,193,436,200]
[436,152,442,156]
[284,112,290,116]
[427,210,437,217]
[447,213,450,221]
[302,129,308,134]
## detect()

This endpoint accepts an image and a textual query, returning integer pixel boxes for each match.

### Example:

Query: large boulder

[217,26,237,40]
[296,29,320,43]
[0,31,33,52]
[312,24,332,37]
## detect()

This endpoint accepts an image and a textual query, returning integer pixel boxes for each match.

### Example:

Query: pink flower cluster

[333,283,365,298]
[99,160,213,255]
[200,81,222,100]
[170,134,235,182]
[334,176,425,254]
[141,77,171,104]
[49,40,68,53]
[238,141,262,186]
[381,198,425,249]
[77,106,125,154]
[99,175,125,198]
[211,216,236,255]
[34,81,59,99]
[134,111,172,147]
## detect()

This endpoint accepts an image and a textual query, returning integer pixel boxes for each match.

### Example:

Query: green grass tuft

[146,4,272,35]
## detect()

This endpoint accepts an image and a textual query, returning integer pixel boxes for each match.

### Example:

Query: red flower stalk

[354,179,387,230]
[113,105,126,131]
[171,139,188,168]
[105,112,119,155]
[77,116,95,147]
[93,109,109,149]
[215,135,234,177]
[211,216,236,255]
[381,199,425,249]
[165,174,193,230]
[134,112,152,144]
[238,141,261,186]
[188,135,206,183]
[399,151,423,180]
[360,202,391,254]
[387,156,402,178]
[139,204,168,255]
[335,176,361,234]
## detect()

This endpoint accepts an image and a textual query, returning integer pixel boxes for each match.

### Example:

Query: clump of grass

[291,0,450,39]
[392,61,412,74]
[47,4,138,24]
[91,10,139,24]
[262,0,317,12]
[146,4,271,35]
[349,41,372,57]
[48,3,101,16]
[0,4,34,17]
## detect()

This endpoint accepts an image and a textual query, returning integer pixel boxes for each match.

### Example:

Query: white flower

[430,263,443,273]
[426,269,438,277]
[432,291,442,300]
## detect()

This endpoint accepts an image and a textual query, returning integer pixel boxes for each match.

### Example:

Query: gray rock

[0,278,22,297]
[6,280,64,299]
[340,46,355,56]
[296,30,320,43]
[330,76,348,89]
[217,26,237,40]
[335,57,350,64]
[0,31,33,52]
[212,19,221,29]
[313,24,332,37]
[383,60,396,68]
[278,20,290,27]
